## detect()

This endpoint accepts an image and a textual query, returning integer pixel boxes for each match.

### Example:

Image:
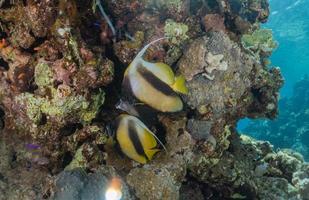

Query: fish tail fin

[171,75,189,95]
[145,129,167,152]
[145,148,161,160]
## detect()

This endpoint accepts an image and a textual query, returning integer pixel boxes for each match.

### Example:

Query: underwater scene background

[0,0,308,199]
[238,0,309,161]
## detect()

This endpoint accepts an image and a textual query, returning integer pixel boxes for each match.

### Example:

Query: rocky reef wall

[245,76,309,161]
[0,0,307,199]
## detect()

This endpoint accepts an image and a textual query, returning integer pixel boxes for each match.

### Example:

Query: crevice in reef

[0,107,4,130]
[21,35,47,54]
[0,57,9,71]
[61,151,73,169]
[60,123,83,137]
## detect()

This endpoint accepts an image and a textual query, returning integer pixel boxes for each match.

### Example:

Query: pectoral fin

[171,75,189,95]
[144,148,160,160]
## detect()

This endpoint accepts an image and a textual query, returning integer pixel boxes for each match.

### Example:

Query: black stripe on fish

[136,64,177,97]
[127,119,148,159]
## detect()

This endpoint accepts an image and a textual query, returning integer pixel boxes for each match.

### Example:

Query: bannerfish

[115,114,166,164]
[122,38,188,112]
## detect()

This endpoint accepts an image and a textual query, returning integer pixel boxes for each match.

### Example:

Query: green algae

[164,19,189,45]
[241,29,278,55]
[16,59,106,125]
[34,62,54,87]
[15,93,44,124]
[220,125,232,150]
[68,34,84,66]
[15,88,105,125]
[80,90,105,123]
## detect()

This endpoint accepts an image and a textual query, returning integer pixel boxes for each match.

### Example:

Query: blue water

[266,0,309,97]
[237,0,309,159]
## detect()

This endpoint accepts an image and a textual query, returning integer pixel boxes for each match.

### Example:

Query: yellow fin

[132,155,148,164]
[136,120,165,161]
[171,75,189,95]
[138,122,167,152]
[139,128,158,149]
[144,148,160,161]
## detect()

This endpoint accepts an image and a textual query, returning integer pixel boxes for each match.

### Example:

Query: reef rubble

[0,0,307,199]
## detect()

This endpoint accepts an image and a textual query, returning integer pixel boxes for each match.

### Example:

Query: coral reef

[244,76,309,161]
[188,134,308,199]
[164,19,189,45]
[0,0,307,200]
[241,28,278,58]
[0,0,114,173]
